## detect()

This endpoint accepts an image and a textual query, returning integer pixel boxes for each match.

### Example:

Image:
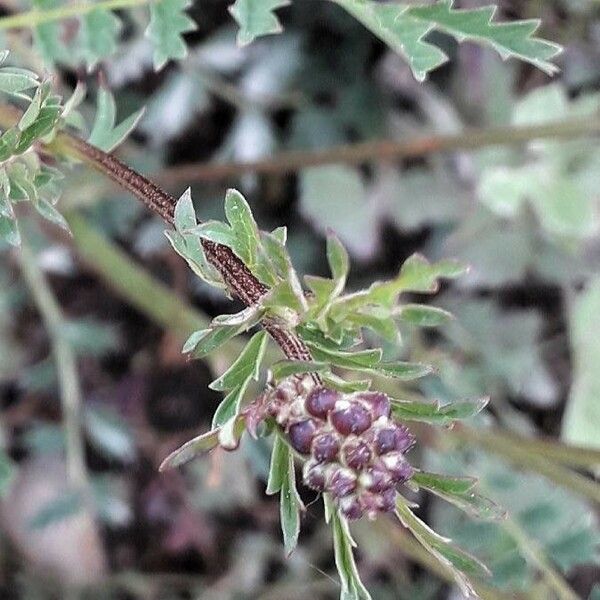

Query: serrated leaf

[412,471,506,521]
[406,1,561,76]
[228,0,290,46]
[398,304,454,327]
[391,397,488,425]
[209,330,268,391]
[146,0,197,70]
[89,88,145,152]
[334,0,559,82]
[396,496,490,598]
[271,360,329,381]
[78,8,121,69]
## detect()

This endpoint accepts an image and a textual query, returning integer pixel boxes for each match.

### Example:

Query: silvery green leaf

[397,304,454,327]
[224,188,260,268]
[266,434,288,495]
[188,220,236,249]
[369,361,433,381]
[174,188,196,232]
[396,496,490,598]
[229,0,290,46]
[0,215,19,247]
[159,426,222,471]
[391,397,489,425]
[211,304,264,328]
[328,497,373,600]
[307,345,383,370]
[209,330,268,391]
[212,380,251,427]
[32,197,70,232]
[271,360,329,381]
[89,88,145,152]
[146,0,197,70]
[280,447,303,556]
[0,66,39,95]
[412,471,506,521]
[321,373,371,393]
[327,232,349,291]
[217,413,247,449]
[79,8,121,69]
[183,325,239,357]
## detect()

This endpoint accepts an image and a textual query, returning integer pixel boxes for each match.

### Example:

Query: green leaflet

[209,330,268,392]
[146,0,197,70]
[270,360,329,381]
[89,88,145,153]
[333,0,560,81]
[228,0,290,46]
[396,496,490,598]
[412,471,506,521]
[266,434,288,495]
[78,8,121,70]
[327,497,373,600]
[397,304,454,328]
[391,397,489,425]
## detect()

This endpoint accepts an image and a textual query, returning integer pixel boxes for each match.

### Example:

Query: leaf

[266,434,288,494]
[321,373,371,393]
[334,0,560,82]
[270,360,329,381]
[328,497,373,600]
[174,188,196,232]
[397,304,454,327]
[211,304,264,328]
[307,345,383,370]
[84,406,136,463]
[280,448,303,556]
[184,325,241,357]
[371,361,434,381]
[212,381,250,427]
[32,0,71,66]
[32,197,70,232]
[0,67,39,95]
[146,0,197,70]
[395,496,490,598]
[78,8,121,69]
[217,413,247,449]
[159,426,223,471]
[189,220,237,248]
[209,330,268,391]
[327,232,350,290]
[391,397,488,425]
[562,278,600,449]
[89,88,145,152]
[228,0,290,46]
[412,471,506,521]
[224,188,261,267]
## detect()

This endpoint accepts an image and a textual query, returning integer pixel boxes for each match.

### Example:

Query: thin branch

[17,237,88,491]
[0,0,149,30]
[47,129,317,368]
[155,117,600,184]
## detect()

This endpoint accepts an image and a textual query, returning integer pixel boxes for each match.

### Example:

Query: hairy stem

[48,132,317,368]
[156,117,600,184]
[0,0,149,30]
[18,237,88,491]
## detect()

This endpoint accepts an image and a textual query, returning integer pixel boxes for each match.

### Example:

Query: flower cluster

[266,376,415,520]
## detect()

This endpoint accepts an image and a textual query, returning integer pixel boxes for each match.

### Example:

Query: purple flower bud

[360,466,391,493]
[374,425,415,455]
[380,487,397,513]
[328,467,357,498]
[342,439,372,470]
[330,401,372,436]
[357,391,390,419]
[303,461,327,491]
[305,387,339,419]
[312,433,340,463]
[288,419,318,454]
[381,452,414,483]
[340,496,364,520]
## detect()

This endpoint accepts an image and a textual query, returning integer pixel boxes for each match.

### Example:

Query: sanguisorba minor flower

[266,375,415,520]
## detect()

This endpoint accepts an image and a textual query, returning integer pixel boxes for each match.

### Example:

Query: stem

[500,517,579,600]
[155,117,600,184]
[47,132,317,369]
[0,0,149,30]
[17,237,88,491]
[453,425,600,505]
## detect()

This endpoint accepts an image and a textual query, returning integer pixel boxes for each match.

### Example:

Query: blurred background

[0,0,599,598]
